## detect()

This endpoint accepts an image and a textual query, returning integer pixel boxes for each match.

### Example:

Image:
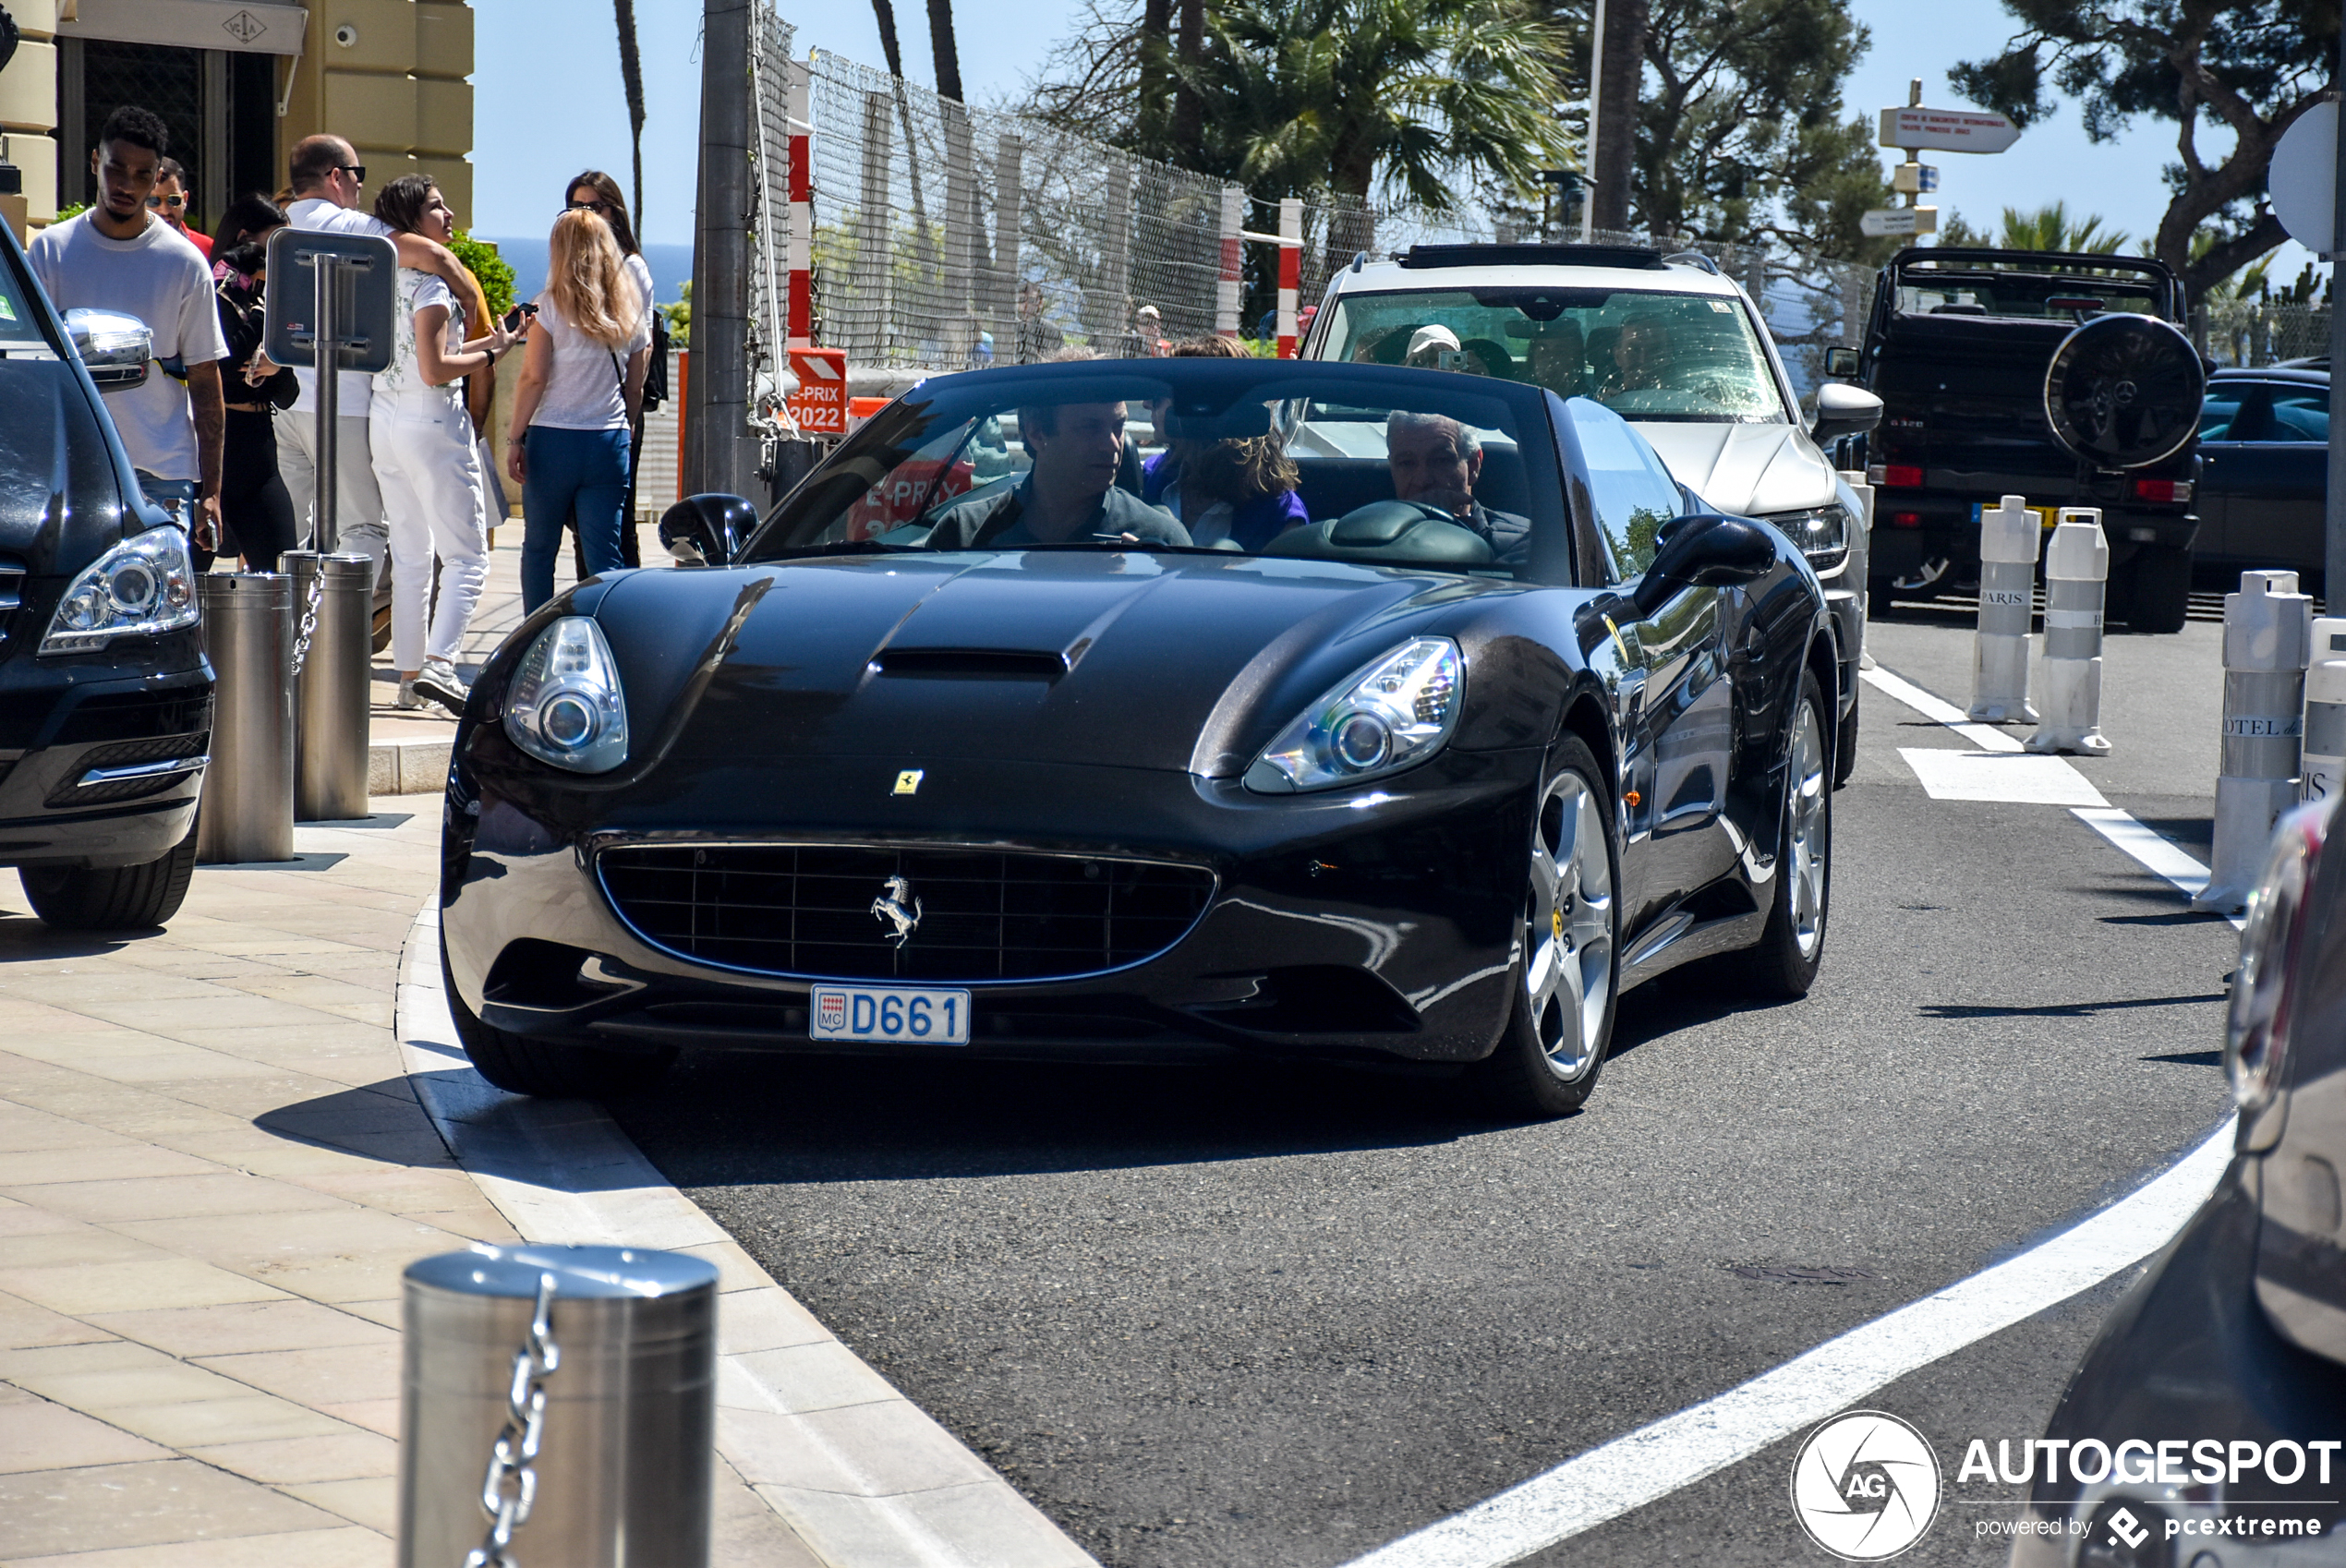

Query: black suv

[1852,248,2201,633]
[0,221,212,928]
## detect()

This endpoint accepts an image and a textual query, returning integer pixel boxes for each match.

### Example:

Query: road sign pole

[2328,23,2346,609]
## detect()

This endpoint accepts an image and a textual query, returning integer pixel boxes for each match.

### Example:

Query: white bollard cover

[2195,571,2315,912]
[2304,616,2346,808]
[2028,508,2110,755]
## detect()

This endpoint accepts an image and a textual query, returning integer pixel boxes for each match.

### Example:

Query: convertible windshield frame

[740,359,1580,584]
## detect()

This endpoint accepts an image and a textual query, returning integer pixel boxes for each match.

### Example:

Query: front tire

[441,940,675,1098]
[1832,683,1859,788]
[20,824,199,930]
[1735,669,1832,997]
[1475,735,1619,1117]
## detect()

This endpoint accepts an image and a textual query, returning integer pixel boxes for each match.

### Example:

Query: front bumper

[0,630,211,869]
[441,743,1544,1067]
[2008,1160,2346,1566]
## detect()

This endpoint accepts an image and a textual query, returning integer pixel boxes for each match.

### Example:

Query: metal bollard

[287,550,374,822]
[400,1244,718,1568]
[194,574,296,863]
[2195,570,2314,913]
[1839,469,1876,671]
[1970,494,2038,722]
[2027,507,2111,755]
[2304,616,2346,808]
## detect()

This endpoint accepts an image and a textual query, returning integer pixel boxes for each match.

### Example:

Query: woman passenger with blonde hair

[1142,335,1306,549]
[506,208,651,611]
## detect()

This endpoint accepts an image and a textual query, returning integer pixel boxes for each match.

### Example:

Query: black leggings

[222,408,298,573]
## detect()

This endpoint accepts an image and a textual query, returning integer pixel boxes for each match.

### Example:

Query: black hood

[0,358,135,576]
[593,551,1504,777]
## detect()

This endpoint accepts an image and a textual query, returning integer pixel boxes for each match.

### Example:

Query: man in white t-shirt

[29,105,227,544]
[276,133,485,585]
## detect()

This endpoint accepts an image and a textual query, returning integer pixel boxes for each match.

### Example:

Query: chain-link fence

[2198,301,2330,368]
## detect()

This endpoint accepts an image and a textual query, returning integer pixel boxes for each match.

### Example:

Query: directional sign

[1879,106,2021,154]
[2270,100,2337,252]
[1861,207,1939,238]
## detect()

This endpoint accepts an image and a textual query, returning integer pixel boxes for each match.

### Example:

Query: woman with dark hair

[211,202,299,572]
[562,170,655,569]
[369,175,514,712]
[1142,335,1306,549]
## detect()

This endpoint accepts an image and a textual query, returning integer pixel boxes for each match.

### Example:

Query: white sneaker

[414,659,470,716]
[393,677,423,710]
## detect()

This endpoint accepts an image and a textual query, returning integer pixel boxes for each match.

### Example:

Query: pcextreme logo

[1790,1411,1943,1561]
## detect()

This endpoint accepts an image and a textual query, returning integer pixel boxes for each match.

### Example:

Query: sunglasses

[145,194,186,210]
[336,163,367,182]
[565,199,610,215]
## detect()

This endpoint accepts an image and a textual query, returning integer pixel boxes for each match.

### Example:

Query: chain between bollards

[465,1272,560,1568]
[287,561,325,681]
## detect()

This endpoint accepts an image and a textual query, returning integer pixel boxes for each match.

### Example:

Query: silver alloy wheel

[1785,697,1829,960]
[1523,771,1615,1081]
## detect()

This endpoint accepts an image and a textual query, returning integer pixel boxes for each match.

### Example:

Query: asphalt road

[613,606,2242,1567]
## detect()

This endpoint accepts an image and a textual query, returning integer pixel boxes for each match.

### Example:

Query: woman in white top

[504,208,651,611]
[367,175,514,713]
[560,171,656,570]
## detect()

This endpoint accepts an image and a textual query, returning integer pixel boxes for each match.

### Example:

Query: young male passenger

[925,402,1188,549]
[1385,411,1530,565]
[30,106,228,546]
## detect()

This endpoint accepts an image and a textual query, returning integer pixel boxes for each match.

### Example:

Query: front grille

[46,732,209,806]
[56,690,214,745]
[598,844,1216,982]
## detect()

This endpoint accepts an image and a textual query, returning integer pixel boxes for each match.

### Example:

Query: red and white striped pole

[1276,197,1301,358]
[1215,187,1243,338]
[786,60,813,349]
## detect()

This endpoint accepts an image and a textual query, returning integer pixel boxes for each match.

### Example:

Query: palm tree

[1177,0,1572,211]
[613,0,646,226]
[1997,201,2129,256]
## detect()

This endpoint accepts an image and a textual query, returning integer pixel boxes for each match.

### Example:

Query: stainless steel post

[314,252,340,553]
[288,551,372,821]
[400,1244,718,1568]
[194,573,295,863]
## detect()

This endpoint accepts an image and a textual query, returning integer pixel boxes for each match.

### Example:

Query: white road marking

[1340,661,2245,1568]
[1897,747,2110,807]
[1340,1119,2236,1568]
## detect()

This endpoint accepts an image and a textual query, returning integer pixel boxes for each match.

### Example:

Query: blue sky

[472,0,2321,286]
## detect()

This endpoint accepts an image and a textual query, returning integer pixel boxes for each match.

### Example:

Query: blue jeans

[521,426,632,611]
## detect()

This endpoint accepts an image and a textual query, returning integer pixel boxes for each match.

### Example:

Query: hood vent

[872,647,1069,680]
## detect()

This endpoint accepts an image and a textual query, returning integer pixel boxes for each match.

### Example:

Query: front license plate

[1969,501,2059,529]
[808,984,971,1045]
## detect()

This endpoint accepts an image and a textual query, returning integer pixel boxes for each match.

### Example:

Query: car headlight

[1245,637,1462,793]
[2224,799,2331,1112]
[503,616,630,773]
[1763,506,1850,573]
[40,527,200,655]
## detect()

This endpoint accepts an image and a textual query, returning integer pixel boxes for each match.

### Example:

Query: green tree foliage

[1936,200,2131,254]
[449,232,515,321]
[1950,0,2337,304]
[665,280,692,339]
[1620,0,1892,258]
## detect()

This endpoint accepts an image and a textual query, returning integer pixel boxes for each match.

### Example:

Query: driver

[1385,412,1529,565]
[925,401,1190,549]
[1602,310,1672,397]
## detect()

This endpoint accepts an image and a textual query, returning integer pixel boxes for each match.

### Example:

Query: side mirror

[66,308,151,392]
[1810,381,1882,445]
[1823,345,1861,380]
[1632,513,1776,617]
[659,493,757,567]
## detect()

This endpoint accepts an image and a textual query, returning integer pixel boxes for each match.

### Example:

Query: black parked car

[0,221,211,929]
[2196,367,2328,592]
[439,358,1843,1116]
[2012,797,2346,1565]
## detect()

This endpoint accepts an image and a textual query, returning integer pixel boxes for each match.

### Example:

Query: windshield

[1890,271,2165,321]
[749,362,1574,583]
[1318,286,1787,424]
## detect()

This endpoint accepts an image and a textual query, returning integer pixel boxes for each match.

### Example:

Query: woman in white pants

[369,175,514,713]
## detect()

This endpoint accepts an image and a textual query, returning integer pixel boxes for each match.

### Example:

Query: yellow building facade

[0,0,472,235]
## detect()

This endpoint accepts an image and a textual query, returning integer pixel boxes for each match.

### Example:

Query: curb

[395,903,1098,1568]
[371,735,453,795]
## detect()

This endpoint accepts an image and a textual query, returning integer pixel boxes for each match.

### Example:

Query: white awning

[55,0,310,56]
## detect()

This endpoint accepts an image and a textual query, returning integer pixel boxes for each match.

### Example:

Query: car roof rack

[1396,243,1665,271]
[1663,250,1721,276]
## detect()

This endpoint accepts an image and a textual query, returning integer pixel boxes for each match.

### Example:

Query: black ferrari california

[439,358,1841,1116]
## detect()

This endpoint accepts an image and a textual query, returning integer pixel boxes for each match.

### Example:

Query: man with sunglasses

[29,105,228,550]
[276,133,485,586]
[148,159,209,259]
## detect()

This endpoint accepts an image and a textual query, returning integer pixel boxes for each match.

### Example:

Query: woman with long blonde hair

[505,207,651,610]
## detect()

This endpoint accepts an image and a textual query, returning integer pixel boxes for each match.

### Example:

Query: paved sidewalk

[0,805,822,1566]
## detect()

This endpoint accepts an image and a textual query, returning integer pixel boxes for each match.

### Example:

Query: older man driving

[925,401,1189,549]
[1386,411,1530,565]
